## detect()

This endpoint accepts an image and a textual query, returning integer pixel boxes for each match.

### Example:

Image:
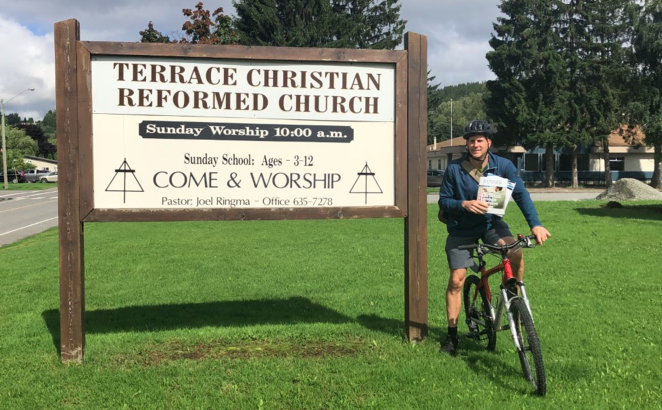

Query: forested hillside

[428,81,486,144]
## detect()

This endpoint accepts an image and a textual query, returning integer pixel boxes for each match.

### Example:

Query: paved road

[0,188,58,248]
[428,190,602,203]
[0,187,602,248]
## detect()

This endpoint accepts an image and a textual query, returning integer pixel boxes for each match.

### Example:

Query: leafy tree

[140,3,239,45]
[15,123,55,158]
[5,126,37,156]
[629,0,662,188]
[486,0,570,187]
[182,2,240,44]
[4,126,38,169]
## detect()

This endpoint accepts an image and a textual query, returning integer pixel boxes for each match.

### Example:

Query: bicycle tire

[510,298,546,396]
[463,275,496,351]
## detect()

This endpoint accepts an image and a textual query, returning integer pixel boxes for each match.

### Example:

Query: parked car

[0,169,26,183]
[24,169,52,183]
[40,171,58,183]
[427,169,445,187]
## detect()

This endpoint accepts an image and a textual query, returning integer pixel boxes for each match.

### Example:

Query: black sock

[448,326,458,339]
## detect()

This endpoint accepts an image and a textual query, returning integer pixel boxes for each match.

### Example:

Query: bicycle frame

[472,252,534,351]
[462,234,546,396]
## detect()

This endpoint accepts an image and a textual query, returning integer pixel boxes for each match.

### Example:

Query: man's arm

[502,161,550,243]
[438,166,464,214]
[439,165,489,215]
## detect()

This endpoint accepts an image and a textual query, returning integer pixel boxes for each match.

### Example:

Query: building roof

[603,125,646,148]
[427,125,647,152]
[426,136,465,152]
[25,155,57,164]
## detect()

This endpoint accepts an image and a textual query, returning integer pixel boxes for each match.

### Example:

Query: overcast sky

[0,0,502,121]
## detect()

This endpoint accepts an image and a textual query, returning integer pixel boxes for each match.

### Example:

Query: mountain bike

[461,234,546,396]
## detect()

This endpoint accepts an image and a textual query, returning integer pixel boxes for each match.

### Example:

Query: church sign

[91,57,396,210]
[55,18,429,362]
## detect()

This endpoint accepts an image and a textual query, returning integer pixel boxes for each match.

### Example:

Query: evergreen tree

[427,72,444,144]
[554,0,631,187]
[42,110,56,128]
[329,0,406,49]
[40,109,56,140]
[4,113,21,126]
[583,0,631,187]
[486,0,569,186]
[233,0,405,49]
[139,22,173,43]
[233,0,334,47]
[630,0,662,188]
[556,0,592,187]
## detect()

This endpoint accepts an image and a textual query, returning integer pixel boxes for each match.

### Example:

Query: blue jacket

[439,152,542,237]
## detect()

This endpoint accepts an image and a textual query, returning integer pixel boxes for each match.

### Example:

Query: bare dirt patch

[112,338,368,366]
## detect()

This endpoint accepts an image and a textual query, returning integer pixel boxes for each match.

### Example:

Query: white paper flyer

[477,175,515,216]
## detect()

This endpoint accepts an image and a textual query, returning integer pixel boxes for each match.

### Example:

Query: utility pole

[2,99,6,189]
[450,98,453,146]
[1,88,35,189]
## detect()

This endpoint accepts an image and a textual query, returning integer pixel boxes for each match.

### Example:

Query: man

[438,120,551,355]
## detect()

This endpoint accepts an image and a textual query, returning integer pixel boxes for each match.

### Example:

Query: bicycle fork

[497,282,534,352]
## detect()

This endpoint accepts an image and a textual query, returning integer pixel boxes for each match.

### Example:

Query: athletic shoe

[440,334,458,356]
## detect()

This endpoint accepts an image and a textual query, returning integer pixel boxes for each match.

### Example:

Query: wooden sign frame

[55,19,428,362]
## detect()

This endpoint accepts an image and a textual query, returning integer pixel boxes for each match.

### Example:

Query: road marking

[0,216,58,237]
[0,199,58,213]
[0,190,57,199]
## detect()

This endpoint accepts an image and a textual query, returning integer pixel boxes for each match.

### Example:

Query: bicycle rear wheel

[510,298,546,396]
[463,275,496,351]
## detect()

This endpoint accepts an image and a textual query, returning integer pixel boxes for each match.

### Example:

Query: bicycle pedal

[465,332,481,341]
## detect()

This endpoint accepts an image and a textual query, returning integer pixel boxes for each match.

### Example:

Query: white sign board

[91,56,396,209]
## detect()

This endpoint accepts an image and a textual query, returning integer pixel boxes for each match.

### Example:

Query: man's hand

[462,200,489,214]
[531,226,551,245]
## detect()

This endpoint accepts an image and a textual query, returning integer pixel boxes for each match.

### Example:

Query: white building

[427,127,655,185]
[24,156,57,172]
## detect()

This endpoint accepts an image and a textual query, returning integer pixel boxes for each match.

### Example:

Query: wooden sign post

[54,18,428,362]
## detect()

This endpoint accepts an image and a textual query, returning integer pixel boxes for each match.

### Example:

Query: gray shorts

[445,220,513,270]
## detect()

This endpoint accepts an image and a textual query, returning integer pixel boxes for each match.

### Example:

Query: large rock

[596,178,662,201]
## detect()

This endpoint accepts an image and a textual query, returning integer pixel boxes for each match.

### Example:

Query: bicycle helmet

[463,120,493,139]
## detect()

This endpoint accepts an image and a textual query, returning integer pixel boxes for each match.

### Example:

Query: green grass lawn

[1,200,661,409]
[2,182,57,191]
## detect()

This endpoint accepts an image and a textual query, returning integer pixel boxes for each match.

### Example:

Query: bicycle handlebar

[457,234,537,255]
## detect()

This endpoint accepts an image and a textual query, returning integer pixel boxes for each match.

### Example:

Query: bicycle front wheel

[510,298,546,396]
[463,275,496,351]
